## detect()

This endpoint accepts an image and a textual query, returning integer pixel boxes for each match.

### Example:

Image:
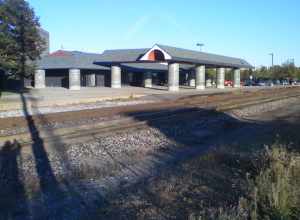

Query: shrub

[198,145,300,220]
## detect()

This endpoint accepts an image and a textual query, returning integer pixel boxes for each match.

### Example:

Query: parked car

[257,80,266,86]
[224,80,233,87]
[280,80,289,86]
[273,79,281,85]
[289,79,298,85]
[243,80,255,86]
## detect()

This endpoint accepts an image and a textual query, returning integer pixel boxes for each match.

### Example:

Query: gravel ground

[1,109,232,219]
[231,97,299,118]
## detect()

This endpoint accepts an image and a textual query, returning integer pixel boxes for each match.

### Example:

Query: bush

[250,146,300,219]
[199,145,300,220]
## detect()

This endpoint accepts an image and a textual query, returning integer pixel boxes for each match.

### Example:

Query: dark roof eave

[94,58,252,69]
[170,57,253,69]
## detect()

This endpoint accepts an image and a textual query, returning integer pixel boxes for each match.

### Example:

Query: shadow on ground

[0,93,106,219]
[98,105,300,219]
[0,92,300,219]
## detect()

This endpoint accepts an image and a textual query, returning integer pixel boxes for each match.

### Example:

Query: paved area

[0,85,296,112]
[0,85,234,111]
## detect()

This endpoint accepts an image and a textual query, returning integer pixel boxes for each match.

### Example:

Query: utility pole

[269,53,274,67]
[196,43,204,52]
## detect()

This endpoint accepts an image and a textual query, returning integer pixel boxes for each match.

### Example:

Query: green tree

[241,68,253,81]
[0,0,44,80]
[256,66,271,79]
[206,68,216,80]
[0,0,17,73]
[297,68,300,80]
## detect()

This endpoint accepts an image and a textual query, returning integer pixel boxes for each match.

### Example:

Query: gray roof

[98,48,149,63]
[157,44,252,68]
[95,44,252,68]
[36,50,109,70]
[37,44,252,71]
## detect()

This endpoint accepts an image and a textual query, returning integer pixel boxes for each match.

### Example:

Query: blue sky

[28,0,300,67]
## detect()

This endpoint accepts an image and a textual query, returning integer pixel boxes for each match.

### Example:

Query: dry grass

[197,144,300,220]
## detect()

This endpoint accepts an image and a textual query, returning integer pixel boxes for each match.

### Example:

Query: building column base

[168,86,179,91]
[69,69,81,90]
[111,85,121,89]
[34,69,46,89]
[217,68,225,89]
[196,85,205,90]
[111,65,121,89]
[168,63,179,92]
[233,69,241,89]
[144,72,152,88]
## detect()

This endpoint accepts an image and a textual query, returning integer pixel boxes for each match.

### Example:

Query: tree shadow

[0,140,28,219]
[125,106,300,150]
[0,93,106,219]
[97,106,300,219]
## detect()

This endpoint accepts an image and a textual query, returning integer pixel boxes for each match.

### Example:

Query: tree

[206,68,216,80]
[0,0,17,73]
[0,0,44,80]
[297,68,300,80]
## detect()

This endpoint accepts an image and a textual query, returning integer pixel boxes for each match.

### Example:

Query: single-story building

[34,44,252,91]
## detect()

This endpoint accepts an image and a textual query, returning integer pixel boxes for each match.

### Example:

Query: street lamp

[269,53,274,67]
[196,43,204,52]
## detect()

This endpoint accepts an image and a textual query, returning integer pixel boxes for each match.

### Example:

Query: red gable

[49,50,71,57]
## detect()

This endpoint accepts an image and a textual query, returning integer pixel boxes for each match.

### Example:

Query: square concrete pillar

[168,63,179,91]
[195,65,205,90]
[111,65,121,88]
[69,69,81,90]
[34,69,45,89]
[234,68,241,88]
[144,72,152,88]
[217,68,225,89]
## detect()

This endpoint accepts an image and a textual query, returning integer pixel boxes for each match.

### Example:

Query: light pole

[196,43,204,52]
[269,53,274,67]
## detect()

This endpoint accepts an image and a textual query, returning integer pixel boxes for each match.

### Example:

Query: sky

[27,0,300,67]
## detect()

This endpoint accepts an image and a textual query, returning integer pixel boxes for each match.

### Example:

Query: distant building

[34,41,252,91]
